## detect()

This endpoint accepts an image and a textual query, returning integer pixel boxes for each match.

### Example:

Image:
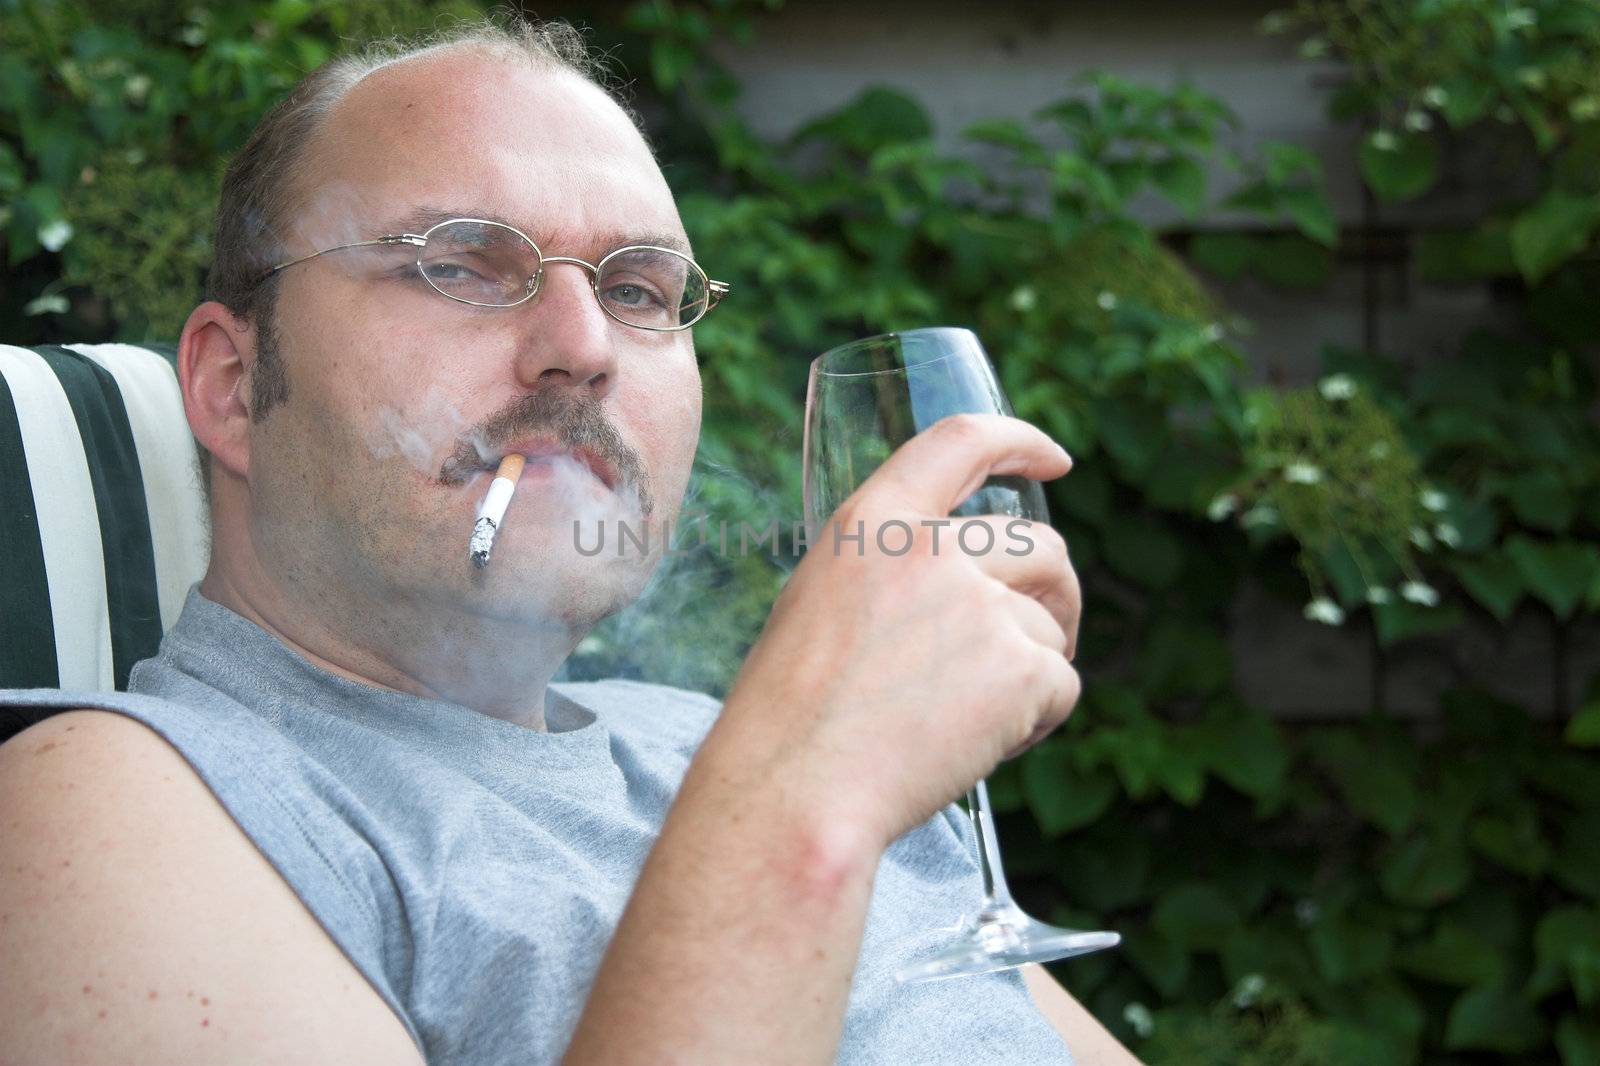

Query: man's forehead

[297,49,684,249]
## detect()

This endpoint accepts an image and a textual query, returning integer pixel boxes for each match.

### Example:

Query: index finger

[865,413,1071,516]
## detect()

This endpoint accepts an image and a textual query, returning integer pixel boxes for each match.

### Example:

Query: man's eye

[603,282,656,307]
[422,259,486,282]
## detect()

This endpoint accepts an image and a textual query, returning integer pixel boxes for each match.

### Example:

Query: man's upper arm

[0,709,426,1066]
[1022,964,1145,1066]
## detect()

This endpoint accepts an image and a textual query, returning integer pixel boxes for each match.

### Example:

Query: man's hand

[565,413,1085,1066]
[705,412,1082,849]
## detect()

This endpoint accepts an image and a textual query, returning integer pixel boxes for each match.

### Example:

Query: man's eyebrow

[379,208,693,257]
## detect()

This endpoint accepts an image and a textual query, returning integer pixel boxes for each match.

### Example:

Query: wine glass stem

[965,778,1018,916]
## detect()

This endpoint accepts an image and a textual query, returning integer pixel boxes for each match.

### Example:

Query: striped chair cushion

[0,343,209,700]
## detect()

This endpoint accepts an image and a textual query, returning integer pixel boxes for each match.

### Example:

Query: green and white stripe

[0,344,208,693]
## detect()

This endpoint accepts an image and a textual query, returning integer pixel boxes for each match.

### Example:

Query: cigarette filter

[469,453,526,569]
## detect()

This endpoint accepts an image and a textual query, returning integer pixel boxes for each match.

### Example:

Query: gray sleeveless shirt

[1,590,1073,1065]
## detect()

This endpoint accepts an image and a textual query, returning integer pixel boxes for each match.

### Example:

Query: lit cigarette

[469,453,526,569]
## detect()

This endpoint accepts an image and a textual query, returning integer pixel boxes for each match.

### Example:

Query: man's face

[246,50,702,633]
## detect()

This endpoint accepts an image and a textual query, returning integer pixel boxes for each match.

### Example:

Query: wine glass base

[895,906,1120,983]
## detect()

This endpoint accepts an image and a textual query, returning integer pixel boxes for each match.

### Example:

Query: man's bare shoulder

[0,709,425,1066]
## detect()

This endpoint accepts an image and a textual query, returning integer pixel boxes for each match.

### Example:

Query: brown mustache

[438,390,653,516]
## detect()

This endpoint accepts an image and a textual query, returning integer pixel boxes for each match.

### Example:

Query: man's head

[179,19,705,701]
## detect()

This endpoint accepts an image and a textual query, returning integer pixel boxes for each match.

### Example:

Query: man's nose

[510,262,618,396]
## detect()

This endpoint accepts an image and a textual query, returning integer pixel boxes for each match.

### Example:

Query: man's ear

[179,301,256,482]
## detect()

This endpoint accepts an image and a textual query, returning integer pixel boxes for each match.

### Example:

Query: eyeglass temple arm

[263,234,428,278]
[708,279,731,308]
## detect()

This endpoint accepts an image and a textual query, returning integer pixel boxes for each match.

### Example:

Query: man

[0,20,1139,1065]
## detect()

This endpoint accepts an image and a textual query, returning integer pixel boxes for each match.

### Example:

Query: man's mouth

[479,437,618,492]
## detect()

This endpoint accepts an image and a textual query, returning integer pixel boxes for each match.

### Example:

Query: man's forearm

[562,733,881,1065]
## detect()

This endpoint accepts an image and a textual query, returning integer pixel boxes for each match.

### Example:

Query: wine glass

[803,326,1120,983]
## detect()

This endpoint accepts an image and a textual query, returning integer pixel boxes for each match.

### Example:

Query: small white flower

[1241,503,1279,529]
[1371,130,1399,152]
[1368,441,1393,461]
[1409,525,1435,550]
[1122,1003,1155,1039]
[1284,462,1323,485]
[1422,85,1449,109]
[1304,597,1346,626]
[1402,581,1439,607]
[1420,488,1448,512]
[1294,899,1320,926]
[37,218,73,252]
[1009,285,1037,312]
[23,293,69,316]
[1257,12,1290,34]
[1404,109,1433,132]
[1366,586,1393,605]
[1435,522,1461,548]
[1096,290,1118,311]
[124,74,152,103]
[575,634,607,655]
[1232,974,1267,1009]
[1207,493,1239,522]
[1318,373,1357,401]
[1201,322,1224,343]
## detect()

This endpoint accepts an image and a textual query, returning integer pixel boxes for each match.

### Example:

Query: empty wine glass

[804,326,1120,982]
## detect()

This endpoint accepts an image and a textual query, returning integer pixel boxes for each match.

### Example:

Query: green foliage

[0,0,484,340]
[3,2,1599,1064]
[1272,0,1600,282]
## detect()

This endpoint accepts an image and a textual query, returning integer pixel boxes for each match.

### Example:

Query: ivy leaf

[1449,554,1525,621]
[1444,983,1548,1053]
[1312,731,1418,834]
[1124,926,1191,997]
[1507,469,1575,532]
[1152,883,1241,950]
[1380,832,1472,907]
[1373,601,1464,647]
[1309,913,1394,983]
[1152,155,1206,216]
[1567,701,1600,748]
[1020,741,1116,837]
[1530,907,1600,1003]
[794,86,932,153]
[1249,234,1333,288]
[1397,924,1504,987]
[1505,535,1600,619]
[1101,514,1184,590]
[1553,811,1600,900]
[1470,808,1550,877]
[1279,185,1338,247]
[1557,1015,1600,1066]
[1192,704,1287,802]
[1510,190,1600,284]
[1188,232,1256,279]
[1360,131,1439,202]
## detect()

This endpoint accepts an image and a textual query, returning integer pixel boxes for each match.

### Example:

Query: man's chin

[466,544,660,630]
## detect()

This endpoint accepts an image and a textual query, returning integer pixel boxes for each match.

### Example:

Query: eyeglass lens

[418,220,710,328]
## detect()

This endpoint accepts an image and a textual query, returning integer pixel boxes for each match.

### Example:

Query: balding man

[0,20,1137,1066]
